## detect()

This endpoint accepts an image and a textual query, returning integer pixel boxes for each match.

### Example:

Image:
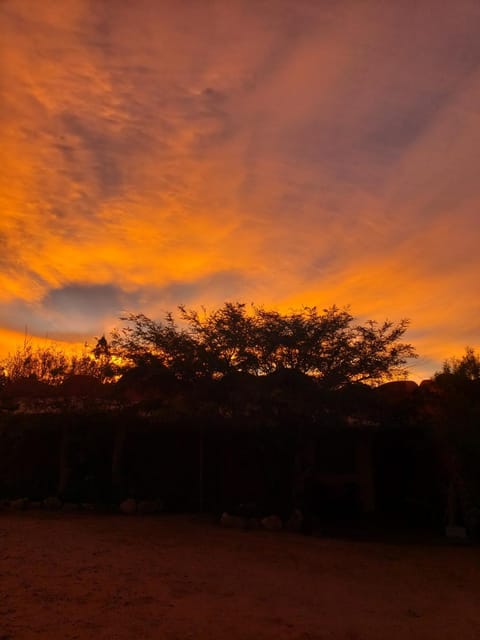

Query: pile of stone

[0,496,83,511]
[1,496,166,515]
[119,498,164,515]
[220,508,304,533]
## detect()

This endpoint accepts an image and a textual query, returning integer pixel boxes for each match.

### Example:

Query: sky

[1,0,479,380]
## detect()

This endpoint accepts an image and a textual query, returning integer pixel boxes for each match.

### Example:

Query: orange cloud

[0,0,479,380]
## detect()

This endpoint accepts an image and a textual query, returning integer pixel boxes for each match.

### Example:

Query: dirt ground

[1,512,479,640]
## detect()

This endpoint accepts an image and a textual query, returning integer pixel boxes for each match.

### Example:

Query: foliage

[1,337,118,384]
[110,312,200,379]
[91,335,120,381]
[111,302,417,388]
[436,346,480,382]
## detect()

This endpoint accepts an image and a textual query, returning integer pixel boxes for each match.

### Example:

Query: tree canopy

[110,302,417,389]
[436,346,480,382]
[1,338,117,384]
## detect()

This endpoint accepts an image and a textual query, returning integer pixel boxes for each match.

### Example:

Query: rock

[61,374,103,398]
[220,512,247,529]
[137,499,163,515]
[29,501,43,510]
[4,378,53,399]
[419,379,441,393]
[261,515,283,531]
[120,498,137,515]
[43,496,63,510]
[81,503,95,511]
[376,380,418,405]
[10,498,27,510]
[377,380,418,394]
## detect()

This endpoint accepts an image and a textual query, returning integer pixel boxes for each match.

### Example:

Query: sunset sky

[1,0,479,380]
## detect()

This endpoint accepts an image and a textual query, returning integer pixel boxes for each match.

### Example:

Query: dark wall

[0,409,465,530]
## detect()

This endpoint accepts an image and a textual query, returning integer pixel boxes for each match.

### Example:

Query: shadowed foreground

[1,513,479,639]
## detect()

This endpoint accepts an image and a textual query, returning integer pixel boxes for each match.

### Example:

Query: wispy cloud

[1,0,479,377]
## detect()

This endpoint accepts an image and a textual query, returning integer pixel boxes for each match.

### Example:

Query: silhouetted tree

[111,303,416,389]
[91,335,119,382]
[436,346,480,382]
[253,306,416,387]
[429,346,480,528]
[2,340,69,384]
[110,312,203,381]
[1,339,118,385]
[178,302,259,376]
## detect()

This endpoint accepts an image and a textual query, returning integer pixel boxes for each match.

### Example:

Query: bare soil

[1,512,479,639]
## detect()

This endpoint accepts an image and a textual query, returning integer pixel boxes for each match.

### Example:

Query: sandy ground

[1,513,479,640]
